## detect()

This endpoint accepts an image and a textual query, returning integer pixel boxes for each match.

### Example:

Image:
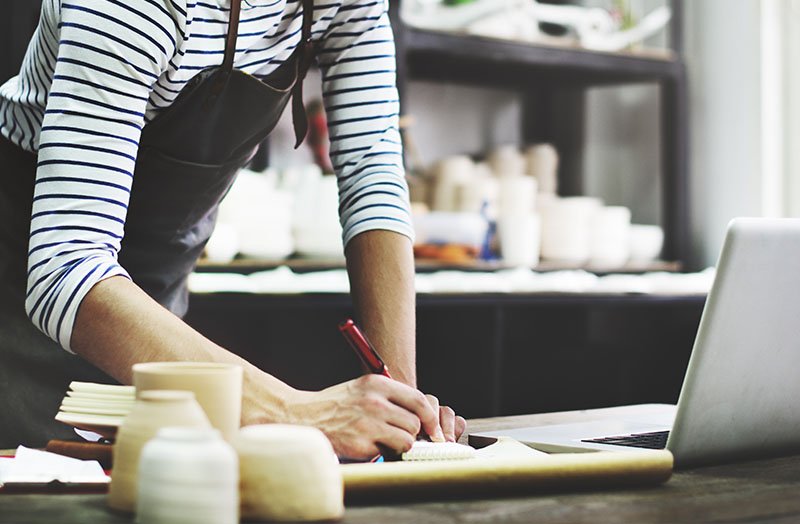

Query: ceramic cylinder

[108,390,210,512]
[499,213,541,267]
[498,174,537,216]
[629,224,665,262]
[136,427,239,524]
[589,206,632,267]
[234,424,344,522]
[525,143,559,195]
[132,362,243,442]
[431,155,474,212]
[540,196,602,264]
[488,145,526,178]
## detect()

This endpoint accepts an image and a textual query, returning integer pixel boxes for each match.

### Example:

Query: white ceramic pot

[136,427,238,524]
[525,143,559,195]
[498,174,538,216]
[431,155,475,212]
[540,196,602,264]
[629,224,665,262]
[589,206,632,267]
[499,213,541,268]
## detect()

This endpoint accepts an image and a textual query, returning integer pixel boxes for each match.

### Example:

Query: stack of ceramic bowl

[55,381,136,439]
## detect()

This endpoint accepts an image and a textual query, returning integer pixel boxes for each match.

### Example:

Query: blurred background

[3,0,798,417]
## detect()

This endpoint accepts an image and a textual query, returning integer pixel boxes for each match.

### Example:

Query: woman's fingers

[377,376,445,443]
[285,374,463,460]
[438,405,456,442]
[454,415,467,440]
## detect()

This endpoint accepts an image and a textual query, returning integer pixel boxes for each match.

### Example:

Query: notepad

[342,437,673,501]
[400,437,547,461]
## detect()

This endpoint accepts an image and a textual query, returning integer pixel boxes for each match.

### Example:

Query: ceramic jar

[499,213,541,267]
[132,362,243,442]
[589,205,632,267]
[540,196,602,264]
[136,427,239,524]
[234,424,344,522]
[525,143,559,195]
[108,390,210,512]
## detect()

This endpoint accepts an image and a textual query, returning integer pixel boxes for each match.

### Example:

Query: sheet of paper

[0,446,109,485]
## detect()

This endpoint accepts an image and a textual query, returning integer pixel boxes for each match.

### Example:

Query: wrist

[240,365,298,427]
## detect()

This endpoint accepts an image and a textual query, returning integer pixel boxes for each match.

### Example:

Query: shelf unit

[389,0,689,267]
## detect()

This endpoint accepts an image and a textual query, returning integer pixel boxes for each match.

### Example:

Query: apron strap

[223,1,242,73]
[214,1,314,148]
[291,0,316,148]
[206,1,242,107]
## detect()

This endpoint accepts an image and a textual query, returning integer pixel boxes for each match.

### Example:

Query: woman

[0,0,465,458]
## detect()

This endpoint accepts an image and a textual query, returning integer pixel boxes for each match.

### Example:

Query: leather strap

[212,0,314,147]
[222,1,242,73]
[292,0,316,148]
[206,1,242,108]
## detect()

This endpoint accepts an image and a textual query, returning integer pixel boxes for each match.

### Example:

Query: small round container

[234,424,344,522]
[136,426,239,524]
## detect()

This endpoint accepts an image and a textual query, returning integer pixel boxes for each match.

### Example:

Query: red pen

[338,318,392,379]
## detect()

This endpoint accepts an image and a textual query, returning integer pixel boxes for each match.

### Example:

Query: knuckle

[414,390,429,409]
[355,374,372,387]
[399,434,415,453]
[359,393,384,413]
[353,418,372,434]
[352,441,377,460]
[360,373,387,390]
[410,416,421,435]
[441,405,455,417]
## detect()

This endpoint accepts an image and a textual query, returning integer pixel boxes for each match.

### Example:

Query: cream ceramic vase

[108,390,210,512]
[137,427,239,524]
[234,424,344,521]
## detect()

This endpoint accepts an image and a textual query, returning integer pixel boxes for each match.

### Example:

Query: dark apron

[0,0,315,448]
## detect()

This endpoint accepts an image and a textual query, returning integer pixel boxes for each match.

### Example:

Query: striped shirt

[0,0,411,351]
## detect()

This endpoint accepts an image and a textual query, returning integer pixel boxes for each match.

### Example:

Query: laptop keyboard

[582,430,670,449]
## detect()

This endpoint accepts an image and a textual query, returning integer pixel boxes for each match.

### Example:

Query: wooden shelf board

[195,257,681,275]
[400,27,684,87]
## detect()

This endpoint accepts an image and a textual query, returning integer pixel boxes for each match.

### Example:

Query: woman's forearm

[70,275,294,425]
[344,230,417,387]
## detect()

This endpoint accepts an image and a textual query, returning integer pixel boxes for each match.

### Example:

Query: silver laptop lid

[668,218,800,467]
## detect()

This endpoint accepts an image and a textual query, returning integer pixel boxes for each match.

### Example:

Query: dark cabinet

[185,292,704,418]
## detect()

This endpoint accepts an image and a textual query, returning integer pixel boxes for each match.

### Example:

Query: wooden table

[2,405,799,523]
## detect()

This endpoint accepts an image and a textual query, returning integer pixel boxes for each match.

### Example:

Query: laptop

[469,218,800,469]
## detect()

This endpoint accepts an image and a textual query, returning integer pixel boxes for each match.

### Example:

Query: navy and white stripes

[0,0,412,351]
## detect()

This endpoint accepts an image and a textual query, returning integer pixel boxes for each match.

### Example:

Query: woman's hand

[425,394,467,443]
[283,374,453,460]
